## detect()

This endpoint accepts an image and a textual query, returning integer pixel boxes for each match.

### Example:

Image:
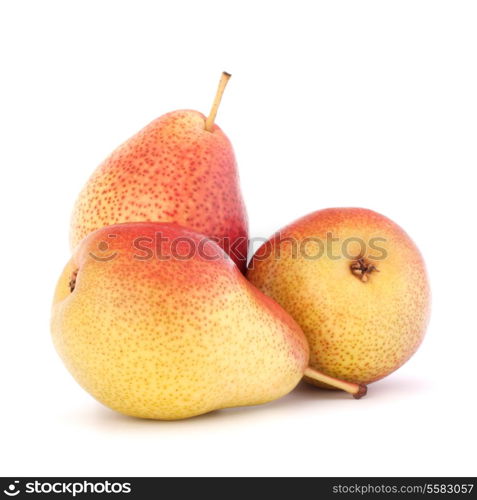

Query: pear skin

[247,208,431,386]
[52,223,310,420]
[70,74,248,272]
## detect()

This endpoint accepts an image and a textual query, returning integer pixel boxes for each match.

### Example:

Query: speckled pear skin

[52,222,308,420]
[70,110,249,272]
[247,208,431,386]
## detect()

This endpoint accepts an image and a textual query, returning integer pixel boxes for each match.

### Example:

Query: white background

[1,0,476,477]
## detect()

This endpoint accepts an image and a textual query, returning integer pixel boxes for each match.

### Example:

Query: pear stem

[205,71,231,132]
[304,367,367,399]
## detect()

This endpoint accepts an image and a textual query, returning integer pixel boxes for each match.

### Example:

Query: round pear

[247,208,431,386]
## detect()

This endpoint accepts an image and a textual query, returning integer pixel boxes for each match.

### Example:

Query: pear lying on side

[51,222,365,420]
[247,208,431,387]
[70,73,249,272]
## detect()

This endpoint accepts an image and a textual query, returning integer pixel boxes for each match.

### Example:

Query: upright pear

[70,73,248,272]
[51,223,365,420]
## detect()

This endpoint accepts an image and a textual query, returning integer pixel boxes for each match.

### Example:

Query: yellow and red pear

[70,73,248,272]
[51,222,365,420]
[247,208,431,386]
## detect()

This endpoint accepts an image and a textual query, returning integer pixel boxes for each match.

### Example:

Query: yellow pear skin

[51,222,314,420]
[247,208,431,386]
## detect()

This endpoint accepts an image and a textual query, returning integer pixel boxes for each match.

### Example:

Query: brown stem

[304,367,367,399]
[205,71,231,132]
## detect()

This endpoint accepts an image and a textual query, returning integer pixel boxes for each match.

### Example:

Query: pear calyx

[69,269,78,293]
[350,258,379,283]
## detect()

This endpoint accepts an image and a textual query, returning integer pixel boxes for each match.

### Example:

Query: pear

[70,73,249,272]
[51,222,365,420]
[247,208,431,387]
